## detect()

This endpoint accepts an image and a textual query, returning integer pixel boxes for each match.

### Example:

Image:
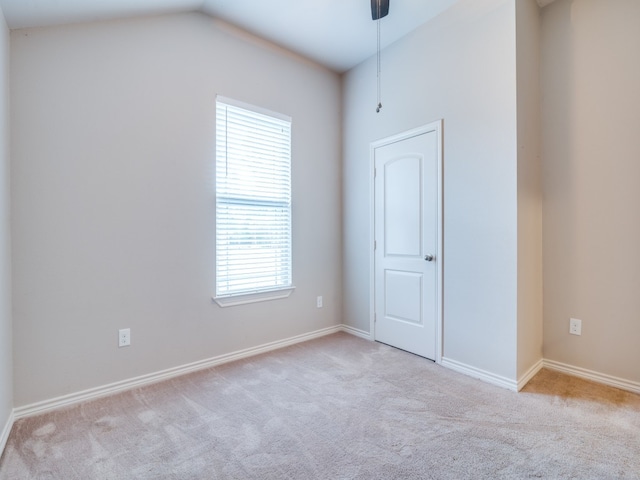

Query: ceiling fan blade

[371,0,390,20]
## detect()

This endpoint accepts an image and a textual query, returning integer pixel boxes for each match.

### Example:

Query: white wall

[11,12,342,407]
[0,3,13,446]
[541,0,640,382]
[516,0,543,379]
[343,0,520,380]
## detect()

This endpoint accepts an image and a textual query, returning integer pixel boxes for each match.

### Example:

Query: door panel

[384,156,422,256]
[374,130,438,360]
[384,270,422,325]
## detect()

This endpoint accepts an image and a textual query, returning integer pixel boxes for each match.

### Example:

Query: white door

[374,124,441,360]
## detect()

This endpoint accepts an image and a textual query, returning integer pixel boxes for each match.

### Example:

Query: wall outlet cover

[119,328,131,347]
[569,318,582,336]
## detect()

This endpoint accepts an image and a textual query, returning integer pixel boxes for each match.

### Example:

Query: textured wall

[516,0,543,380]
[11,12,343,406]
[0,4,12,447]
[343,0,520,380]
[541,0,640,382]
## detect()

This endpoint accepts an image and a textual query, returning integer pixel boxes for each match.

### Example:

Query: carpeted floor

[1,332,639,479]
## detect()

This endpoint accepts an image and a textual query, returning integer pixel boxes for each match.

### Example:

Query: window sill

[213,286,296,307]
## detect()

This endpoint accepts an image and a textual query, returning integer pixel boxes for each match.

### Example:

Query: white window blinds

[215,97,292,297]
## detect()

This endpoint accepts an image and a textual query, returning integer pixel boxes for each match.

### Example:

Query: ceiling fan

[371,0,389,20]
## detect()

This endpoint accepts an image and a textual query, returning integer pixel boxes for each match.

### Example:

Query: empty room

[1,0,639,477]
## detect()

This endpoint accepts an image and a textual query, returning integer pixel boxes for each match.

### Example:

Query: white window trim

[213,95,294,306]
[213,286,296,308]
[216,95,291,123]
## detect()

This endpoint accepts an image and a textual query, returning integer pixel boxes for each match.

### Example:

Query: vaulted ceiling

[0,0,556,72]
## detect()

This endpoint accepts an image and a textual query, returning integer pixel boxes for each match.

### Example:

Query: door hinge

[374,240,377,250]
[374,312,377,323]
[374,167,377,178]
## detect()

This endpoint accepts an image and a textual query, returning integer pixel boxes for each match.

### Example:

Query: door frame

[369,120,444,364]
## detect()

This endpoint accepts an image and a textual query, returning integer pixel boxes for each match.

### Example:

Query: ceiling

[0,0,556,72]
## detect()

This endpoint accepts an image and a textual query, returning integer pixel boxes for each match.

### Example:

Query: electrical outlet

[119,328,131,347]
[569,318,582,336]
[317,296,323,308]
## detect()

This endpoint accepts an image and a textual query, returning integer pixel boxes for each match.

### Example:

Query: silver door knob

[424,254,434,262]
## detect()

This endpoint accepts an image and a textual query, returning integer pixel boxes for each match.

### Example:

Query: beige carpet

[1,332,639,479]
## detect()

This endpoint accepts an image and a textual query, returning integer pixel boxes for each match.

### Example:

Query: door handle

[424,254,434,262]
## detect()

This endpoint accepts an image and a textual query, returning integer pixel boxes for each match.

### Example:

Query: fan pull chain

[376,3,382,113]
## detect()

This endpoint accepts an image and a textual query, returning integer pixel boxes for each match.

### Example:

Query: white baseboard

[518,359,544,391]
[14,325,343,420]
[340,324,373,340]
[441,357,518,392]
[15,324,638,433]
[543,359,640,395]
[0,410,14,458]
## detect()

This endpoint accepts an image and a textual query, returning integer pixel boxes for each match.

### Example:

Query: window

[214,96,293,306]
